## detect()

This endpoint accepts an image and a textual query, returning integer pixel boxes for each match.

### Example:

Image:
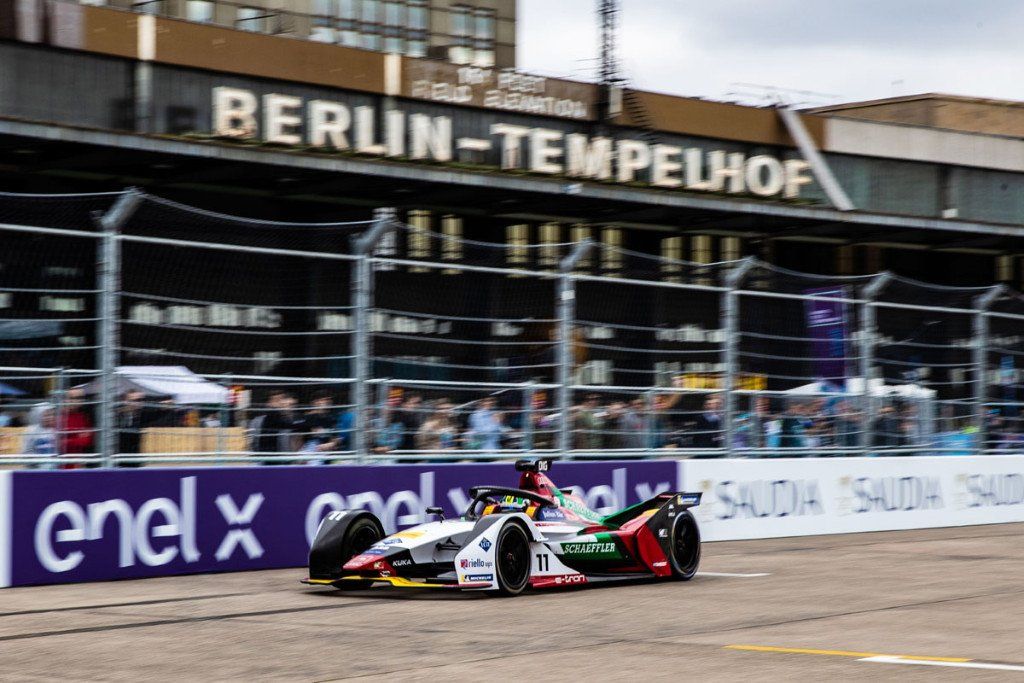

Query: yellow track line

[725,644,971,663]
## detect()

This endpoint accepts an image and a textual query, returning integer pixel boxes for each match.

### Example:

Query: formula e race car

[303,459,701,596]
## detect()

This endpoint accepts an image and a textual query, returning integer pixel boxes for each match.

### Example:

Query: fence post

[521,383,534,452]
[723,257,756,458]
[94,189,143,468]
[557,239,596,456]
[973,285,1004,454]
[351,208,397,461]
[860,272,891,455]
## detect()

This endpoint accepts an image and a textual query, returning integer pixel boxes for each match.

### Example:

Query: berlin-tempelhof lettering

[213,87,814,199]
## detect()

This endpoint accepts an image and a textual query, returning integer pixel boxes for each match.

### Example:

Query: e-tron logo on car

[478,538,492,551]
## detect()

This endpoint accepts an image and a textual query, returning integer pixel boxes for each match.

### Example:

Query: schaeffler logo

[33,477,265,573]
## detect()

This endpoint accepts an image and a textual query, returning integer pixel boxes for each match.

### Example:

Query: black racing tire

[333,516,385,590]
[668,510,701,581]
[493,522,532,596]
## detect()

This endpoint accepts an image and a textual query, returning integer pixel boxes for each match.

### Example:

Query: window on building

[571,224,593,271]
[721,236,741,262]
[578,359,612,385]
[661,236,683,282]
[472,7,495,67]
[186,0,213,22]
[406,0,428,56]
[361,0,379,22]
[311,25,335,41]
[408,0,427,28]
[363,32,382,49]
[408,210,431,272]
[836,244,854,275]
[655,361,682,387]
[507,224,529,266]
[374,229,397,271]
[995,255,1011,282]
[601,227,622,274]
[236,6,267,32]
[441,215,463,274]
[449,5,472,64]
[339,0,357,18]
[384,0,402,25]
[539,223,561,268]
[690,235,712,263]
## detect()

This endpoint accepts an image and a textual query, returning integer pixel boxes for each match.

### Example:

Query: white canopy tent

[784,377,936,399]
[79,366,231,405]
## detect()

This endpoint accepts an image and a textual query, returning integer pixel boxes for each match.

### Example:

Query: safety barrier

[2,455,1023,587]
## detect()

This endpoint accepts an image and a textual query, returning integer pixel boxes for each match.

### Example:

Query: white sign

[680,456,1024,542]
[212,87,813,200]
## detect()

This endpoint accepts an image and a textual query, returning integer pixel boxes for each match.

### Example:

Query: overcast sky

[518,0,1024,105]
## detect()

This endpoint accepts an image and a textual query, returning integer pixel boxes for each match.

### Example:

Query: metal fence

[1,188,1022,467]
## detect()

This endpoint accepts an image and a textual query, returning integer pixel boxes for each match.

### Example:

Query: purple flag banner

[3,460,676,587]
[804,286,849,385]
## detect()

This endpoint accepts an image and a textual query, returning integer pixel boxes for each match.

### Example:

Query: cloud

[518,0,1024,104]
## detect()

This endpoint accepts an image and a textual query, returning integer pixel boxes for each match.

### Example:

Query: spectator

[257,390,304,464]
[691,395,723,453]
[617,398,646,450]
[0,396,21,427]
[779,401,806,450]
[335,407,355,452]
[58,387,94,467]
[116,390,149,466]
[373,406,403,453]
[874,405,900,449]
[573,394,604,451]
[416,399,457,452]
[301,391,337,456]
[21,403,58,468]
[395,393,425,451]
[467,397,504,451]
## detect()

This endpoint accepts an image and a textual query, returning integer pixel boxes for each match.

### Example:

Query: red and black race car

[305,459,701,596]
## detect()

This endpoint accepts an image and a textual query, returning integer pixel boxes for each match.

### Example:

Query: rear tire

[333,516,384,590]
[493,523,531,596]
[669,510,701,581]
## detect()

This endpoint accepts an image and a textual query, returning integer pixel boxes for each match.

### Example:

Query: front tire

[333,516,384,590]
[493,523,531,596]
[669,510,701,580]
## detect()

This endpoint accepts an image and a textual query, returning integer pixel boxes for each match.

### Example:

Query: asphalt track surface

[3,524,1024,681]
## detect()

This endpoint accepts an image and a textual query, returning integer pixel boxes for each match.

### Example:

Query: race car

[303,459,701,596]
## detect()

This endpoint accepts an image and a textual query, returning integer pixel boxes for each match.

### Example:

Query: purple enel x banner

[1,460,676,587]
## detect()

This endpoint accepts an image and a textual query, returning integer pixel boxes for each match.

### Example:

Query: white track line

[697,571,771,578]
[861,656,1024,672]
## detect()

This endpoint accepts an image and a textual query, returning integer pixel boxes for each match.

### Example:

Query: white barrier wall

[679,456,1024,542]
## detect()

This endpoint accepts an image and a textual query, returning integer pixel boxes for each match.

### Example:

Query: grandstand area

[2,524,1023,680]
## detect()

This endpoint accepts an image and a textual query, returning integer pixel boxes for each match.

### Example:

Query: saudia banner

[680,456,1024,541]
[0,461,674,587]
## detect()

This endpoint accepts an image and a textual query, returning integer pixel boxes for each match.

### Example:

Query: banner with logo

[803,286,849,384]
[680,456,1024,541]
[1,460,675,587]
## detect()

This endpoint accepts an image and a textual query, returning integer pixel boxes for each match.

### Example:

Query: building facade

[82,0,516,67]
[1,0,1023,411]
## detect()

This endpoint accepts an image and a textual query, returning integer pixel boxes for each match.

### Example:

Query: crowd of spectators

[3,385,1020,466]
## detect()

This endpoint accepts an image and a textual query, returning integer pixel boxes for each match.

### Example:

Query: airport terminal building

[1,0,1023,444]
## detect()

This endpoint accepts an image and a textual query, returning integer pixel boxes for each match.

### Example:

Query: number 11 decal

[535,553,549,571]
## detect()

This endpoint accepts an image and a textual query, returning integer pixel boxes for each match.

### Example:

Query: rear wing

[601,491,701,529]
